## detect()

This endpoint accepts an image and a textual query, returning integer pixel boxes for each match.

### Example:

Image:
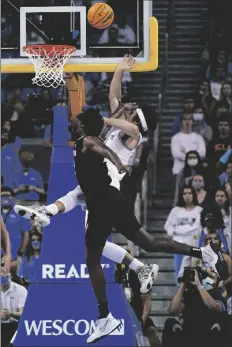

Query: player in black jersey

[74,108,219,344]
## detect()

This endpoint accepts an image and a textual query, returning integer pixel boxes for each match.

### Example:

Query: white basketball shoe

[14,205,52,227]
[87,313,121,344]
[137,263,159,293]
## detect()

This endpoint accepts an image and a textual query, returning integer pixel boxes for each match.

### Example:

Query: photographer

[115,263,162,347]
[163,268,228,347]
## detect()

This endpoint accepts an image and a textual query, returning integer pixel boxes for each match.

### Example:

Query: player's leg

[143,318,162,347]
[110,187,218,272]
[103,241,159,293]
[85,200,121,343]
[14,186,84,227]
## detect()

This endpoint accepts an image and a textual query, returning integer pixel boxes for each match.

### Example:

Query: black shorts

[85,186,141,248]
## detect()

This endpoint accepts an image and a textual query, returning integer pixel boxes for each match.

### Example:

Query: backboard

[1,0,158,73]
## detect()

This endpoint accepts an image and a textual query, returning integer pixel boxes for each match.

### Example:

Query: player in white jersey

[14,56,158,294]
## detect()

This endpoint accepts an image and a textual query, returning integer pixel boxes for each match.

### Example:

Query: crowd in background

[165,3,232,346]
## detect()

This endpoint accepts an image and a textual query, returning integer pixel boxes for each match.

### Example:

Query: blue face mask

[31,241,41,249]
[1,275,10,286]
[1,196,14,209]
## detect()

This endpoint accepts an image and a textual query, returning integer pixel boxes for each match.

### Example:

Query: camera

[183,267,205,283]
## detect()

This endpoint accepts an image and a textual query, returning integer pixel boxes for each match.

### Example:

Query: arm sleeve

[171,135,186,161]
[164,208,177,237]
[57,186,84,213]
[196,134,206,158]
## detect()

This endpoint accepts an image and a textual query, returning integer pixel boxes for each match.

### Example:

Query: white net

[23,45,76,88]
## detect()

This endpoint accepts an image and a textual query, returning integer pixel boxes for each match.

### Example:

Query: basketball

[87,3,114,29]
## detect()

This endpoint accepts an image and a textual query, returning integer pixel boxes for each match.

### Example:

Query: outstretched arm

[109,55,135,113]
[84,136,130,174]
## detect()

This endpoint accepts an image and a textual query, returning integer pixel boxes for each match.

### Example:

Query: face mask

[1,275,10,286]
[1,197,14,209]
[31,241,41,249]
[192,181,203,190]
[202,277,214,291]
[193,113,204,121]
[187,159,198,167]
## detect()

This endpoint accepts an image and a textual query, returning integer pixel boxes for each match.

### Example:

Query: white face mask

[193,113,204,121]
[187,159,198,167]
[202,277,215,291]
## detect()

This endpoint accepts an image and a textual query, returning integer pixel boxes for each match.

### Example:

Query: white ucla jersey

[104,129,142,190]
[104,129,142,165]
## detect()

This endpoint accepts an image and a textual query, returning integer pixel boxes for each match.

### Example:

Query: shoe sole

[87,320,122,344]
[140,264,159,294]
[14,205,50,227]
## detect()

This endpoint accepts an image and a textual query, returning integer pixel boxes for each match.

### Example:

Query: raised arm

[109,55,135,113]
[84,136,131,175]
[104,117,139,140]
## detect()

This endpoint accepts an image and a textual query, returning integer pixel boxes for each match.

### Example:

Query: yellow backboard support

[1,17,158,74]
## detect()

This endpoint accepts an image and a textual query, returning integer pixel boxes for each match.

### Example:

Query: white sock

[129,258,144,272]
[46,204,59,216]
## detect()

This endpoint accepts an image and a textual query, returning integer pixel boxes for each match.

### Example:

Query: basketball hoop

[23,45,76,88]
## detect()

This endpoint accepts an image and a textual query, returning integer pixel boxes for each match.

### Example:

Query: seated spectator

[179,151,203,187]
[211,100,230,130]
[219,161,232,187]
[1,87,25,125]
[171,114,206,204]
[172,95,196,135]
[194,80,217,119]
[210,67,226,101]
[1,129,22,188]
[1,264,27,347]
[164,268,228,347]
[192,106,213,144]
[2,120,23,153]
[171,114,206,176]
[13,152,45,201]
[215,188,231,252]
[17,232,42,286]
[1,188,30,271]
[207,113,232,170]
[220,82,232,112]
[191,174,213,208]
[98,18,136,45]
[206,50,228,80]
[199,205,228,254]
[115,263,162,347]
[164,186,202,280]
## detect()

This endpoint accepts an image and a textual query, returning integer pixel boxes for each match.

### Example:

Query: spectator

[191,174,213,208]
[98,20,136,45]
[171,114,206,176]
[1,88,25,125]
[13,152,45,201]
[199,205,228,254]
[1,187,30,270]
[220,82,232,112]
[2,120,23,153]
[171,114,206,204]
[219,160,232,186]
[164,186,202,280]
[206,50,228,80]
[212,100,230,130]
[181,151,203,186]
[210,67,226,101]
[1,217,12,275]
[1,264,27,347]
[207,113,232,169]
[1,129,22,188]
[214,188,231,252]
[172,95,196,135]
[115,263,162,347]
[192,106,213,144]
[194,80,217,119]
[204,233,232,310]
[17,232,42,286]
[164,268,228,347]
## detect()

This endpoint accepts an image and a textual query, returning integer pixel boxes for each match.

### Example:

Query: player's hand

[118,165,132,176]
[1,309,11,320]
[117,55,135,72]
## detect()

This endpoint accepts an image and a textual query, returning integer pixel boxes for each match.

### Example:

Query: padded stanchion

[14,107,143,346]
